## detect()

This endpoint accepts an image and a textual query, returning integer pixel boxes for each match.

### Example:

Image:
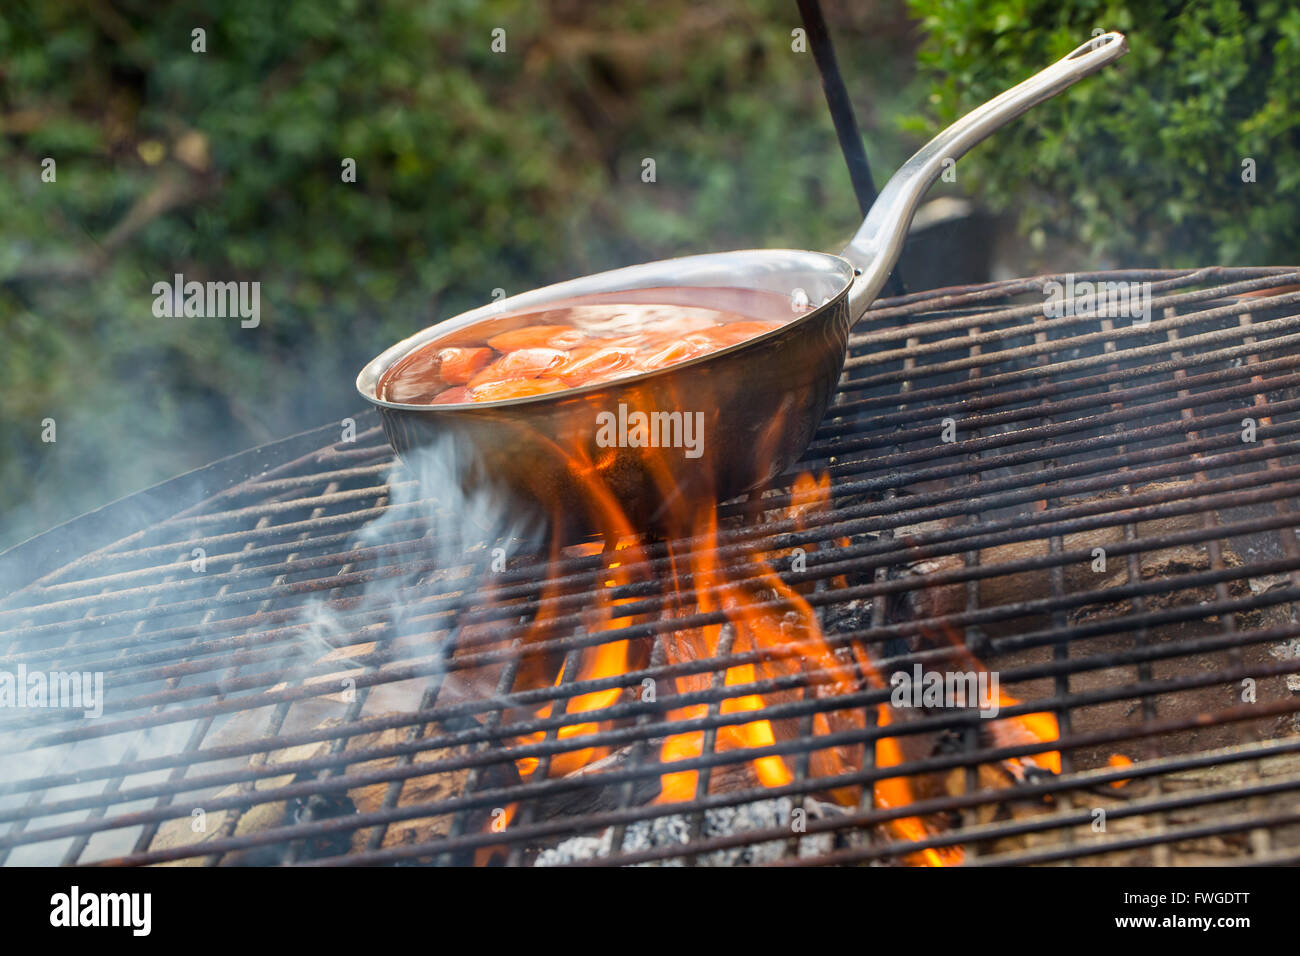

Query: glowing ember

[873,706,963,867]
[1108,753,1134,788]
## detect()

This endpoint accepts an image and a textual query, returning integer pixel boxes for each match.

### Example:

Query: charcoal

[817,597,874,634]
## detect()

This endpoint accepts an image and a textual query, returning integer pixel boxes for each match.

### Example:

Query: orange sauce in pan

[378,291,807,405]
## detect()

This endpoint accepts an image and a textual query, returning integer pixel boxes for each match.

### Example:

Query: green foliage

[905,0,1300,266]
[0,1,924,548]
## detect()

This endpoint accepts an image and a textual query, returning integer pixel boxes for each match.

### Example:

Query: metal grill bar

[9,374,1300,634]
[4,605,1299,812]
[7,421,1300,671]
[71,697,1300,868]
[3,267,1300,867]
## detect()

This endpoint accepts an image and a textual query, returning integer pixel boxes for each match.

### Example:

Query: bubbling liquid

[377,291,808,405]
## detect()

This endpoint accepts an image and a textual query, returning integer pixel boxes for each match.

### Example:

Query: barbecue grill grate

[4,266,1300,866]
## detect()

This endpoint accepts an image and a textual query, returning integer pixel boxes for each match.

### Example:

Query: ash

[534,797,834,866]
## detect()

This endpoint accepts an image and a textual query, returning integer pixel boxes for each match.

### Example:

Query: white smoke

[0,429,545,864]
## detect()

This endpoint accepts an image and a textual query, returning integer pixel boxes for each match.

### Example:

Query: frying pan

[358,32,1128,539]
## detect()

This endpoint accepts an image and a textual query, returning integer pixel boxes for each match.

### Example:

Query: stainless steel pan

[358,33,1128,539]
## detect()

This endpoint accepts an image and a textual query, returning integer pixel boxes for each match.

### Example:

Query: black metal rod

[796,0,905,297]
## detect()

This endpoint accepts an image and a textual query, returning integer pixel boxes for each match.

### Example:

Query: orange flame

[921,620,1063,779]
[479,390,1063,866]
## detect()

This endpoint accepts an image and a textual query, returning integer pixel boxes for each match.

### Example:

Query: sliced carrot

[555,346,637,386]
[430,385,470,405]
[673,321,777,352]
[380,348,440,403]
[488,325,587,351]
[468,377,568,402]
[436,347,494,385]
[639,337,710,372]
[554,343,602,364]
[386,315,784,406]
[468,348,569,387]
[385,381,440,403]
[583,366,646,386]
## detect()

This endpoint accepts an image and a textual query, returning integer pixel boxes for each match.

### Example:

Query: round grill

[4,266,1300,866]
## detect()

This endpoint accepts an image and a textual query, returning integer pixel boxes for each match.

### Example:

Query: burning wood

[465,423,1021,864]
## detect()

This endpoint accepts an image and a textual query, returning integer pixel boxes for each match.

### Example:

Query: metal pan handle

[842,31,1128,321]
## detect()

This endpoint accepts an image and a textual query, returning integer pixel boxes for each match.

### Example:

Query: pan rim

[356,248,855,413]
